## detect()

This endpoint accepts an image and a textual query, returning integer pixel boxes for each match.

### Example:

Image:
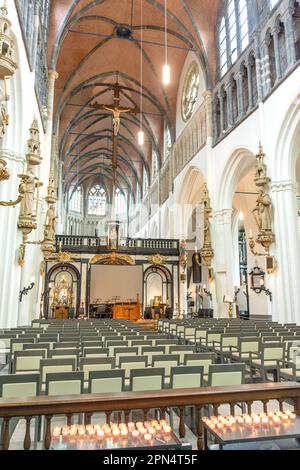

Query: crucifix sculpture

[91,78,138,199]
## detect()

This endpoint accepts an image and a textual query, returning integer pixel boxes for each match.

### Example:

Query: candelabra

[19,281,35,302]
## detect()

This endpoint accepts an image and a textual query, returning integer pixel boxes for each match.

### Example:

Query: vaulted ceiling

[48,0,221,201]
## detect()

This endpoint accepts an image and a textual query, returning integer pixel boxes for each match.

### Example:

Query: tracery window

[218,0,249,77]
[69,186,82,213]
[88,185,107,216]
[115,188,127,216]
[181,61,200,121]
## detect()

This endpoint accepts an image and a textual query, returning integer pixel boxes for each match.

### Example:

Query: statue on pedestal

[252,189,273,233]
[44,204,57,244]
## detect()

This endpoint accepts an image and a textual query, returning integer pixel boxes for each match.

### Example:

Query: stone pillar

[283,7,296,68]
[212,209,235,318]
[203,91,213,141]
[225,81,233,128]
[270,180,300,324]
[0,151,25,327]
[272,26,282,82]
[236,71,244,118]
[219,89,224,133]
[246,60,253,110]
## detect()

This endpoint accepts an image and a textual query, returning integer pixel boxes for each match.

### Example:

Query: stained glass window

[88,185,107,216]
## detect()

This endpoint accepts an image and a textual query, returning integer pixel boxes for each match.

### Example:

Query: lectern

[54,306,69,320]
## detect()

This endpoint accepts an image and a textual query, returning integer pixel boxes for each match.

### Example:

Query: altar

[113,302,140,321]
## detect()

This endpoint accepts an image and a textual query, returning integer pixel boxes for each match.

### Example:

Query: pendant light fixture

[138,0,144,146]
[162,0,170,85]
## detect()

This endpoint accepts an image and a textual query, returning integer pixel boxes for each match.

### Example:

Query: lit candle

[245,416,253,425]
[53,427,61,437]
[131,430,139,439]
[163,425,171,434]
[273,416,281,425]
[120,428,128,437]
[140,427,147,435]
[253,417,261,426]
[62,426,69,436]
[155,425,162,433]
[148,427,156,436]
[261,416,269,426]
[136,421,143,429]
[112,428,120,438]
[290,413,296,420]
[216,422,224,430]
[128,422,135,431]
[159,420,166,426]
[281,414,289,422]
[69,427,77,436]
[225,420,232,428]
[237,416,244,424]
[144,433,152,442]
[97,429,105,439]
[285,410,292,416]
[104,428,111,437]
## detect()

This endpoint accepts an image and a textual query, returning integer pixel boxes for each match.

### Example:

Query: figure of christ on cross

[91,81,138,137]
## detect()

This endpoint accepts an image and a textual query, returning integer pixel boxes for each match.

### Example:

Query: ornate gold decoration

[181,61,200,122]
[199,183,214,267]
[26,117,42,165]
[0,4,17,80]
[249,144,275,258]
[89,252,135,265]
[0,158,9,181]
[147,254,168,265]
[57,251,73,264]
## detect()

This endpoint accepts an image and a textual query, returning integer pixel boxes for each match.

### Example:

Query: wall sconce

[19,278,35,302]
[249,266,272,301]
[202,284,212,301]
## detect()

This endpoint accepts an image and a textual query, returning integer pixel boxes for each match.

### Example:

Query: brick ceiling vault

[48,0,221,199]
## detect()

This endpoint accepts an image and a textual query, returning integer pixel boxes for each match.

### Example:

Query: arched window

[164,125,172,160]
[143,169,149,197]
[88,185,107,216]
[218,0,249,77]
[152,150,159,180]
[219,17,228,77]
[69,186,82,213]
[239,0,249,52]
[228,0,238,64]
[115,188,127,216]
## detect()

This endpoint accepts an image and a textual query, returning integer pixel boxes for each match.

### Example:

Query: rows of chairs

[158,318,300,382]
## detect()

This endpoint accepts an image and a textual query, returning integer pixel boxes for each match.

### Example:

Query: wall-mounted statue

[26,117,42,165]
[252,189,273,233]
[18,167,42,242]
[44,204,57,244]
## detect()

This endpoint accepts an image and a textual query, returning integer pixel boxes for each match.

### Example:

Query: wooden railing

[0,382,300,450]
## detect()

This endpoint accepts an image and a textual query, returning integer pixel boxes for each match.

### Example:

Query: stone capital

[48,70,59,80]
[270,179,297,193]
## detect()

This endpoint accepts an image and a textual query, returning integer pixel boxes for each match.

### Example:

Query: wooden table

[113,303,140,321]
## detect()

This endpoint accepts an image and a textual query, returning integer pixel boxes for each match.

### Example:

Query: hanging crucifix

[91,76,138,190]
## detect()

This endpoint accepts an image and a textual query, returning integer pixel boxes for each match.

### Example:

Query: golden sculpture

[147,254,168,265]
[53,276,73,307]
[199,183,214,267]
[89,252,135,265]
[0,157,9,181]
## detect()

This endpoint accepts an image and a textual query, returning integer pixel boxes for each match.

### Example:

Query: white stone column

[0,150,25,327]
[212,209,235,318]
[270,180,300,324]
